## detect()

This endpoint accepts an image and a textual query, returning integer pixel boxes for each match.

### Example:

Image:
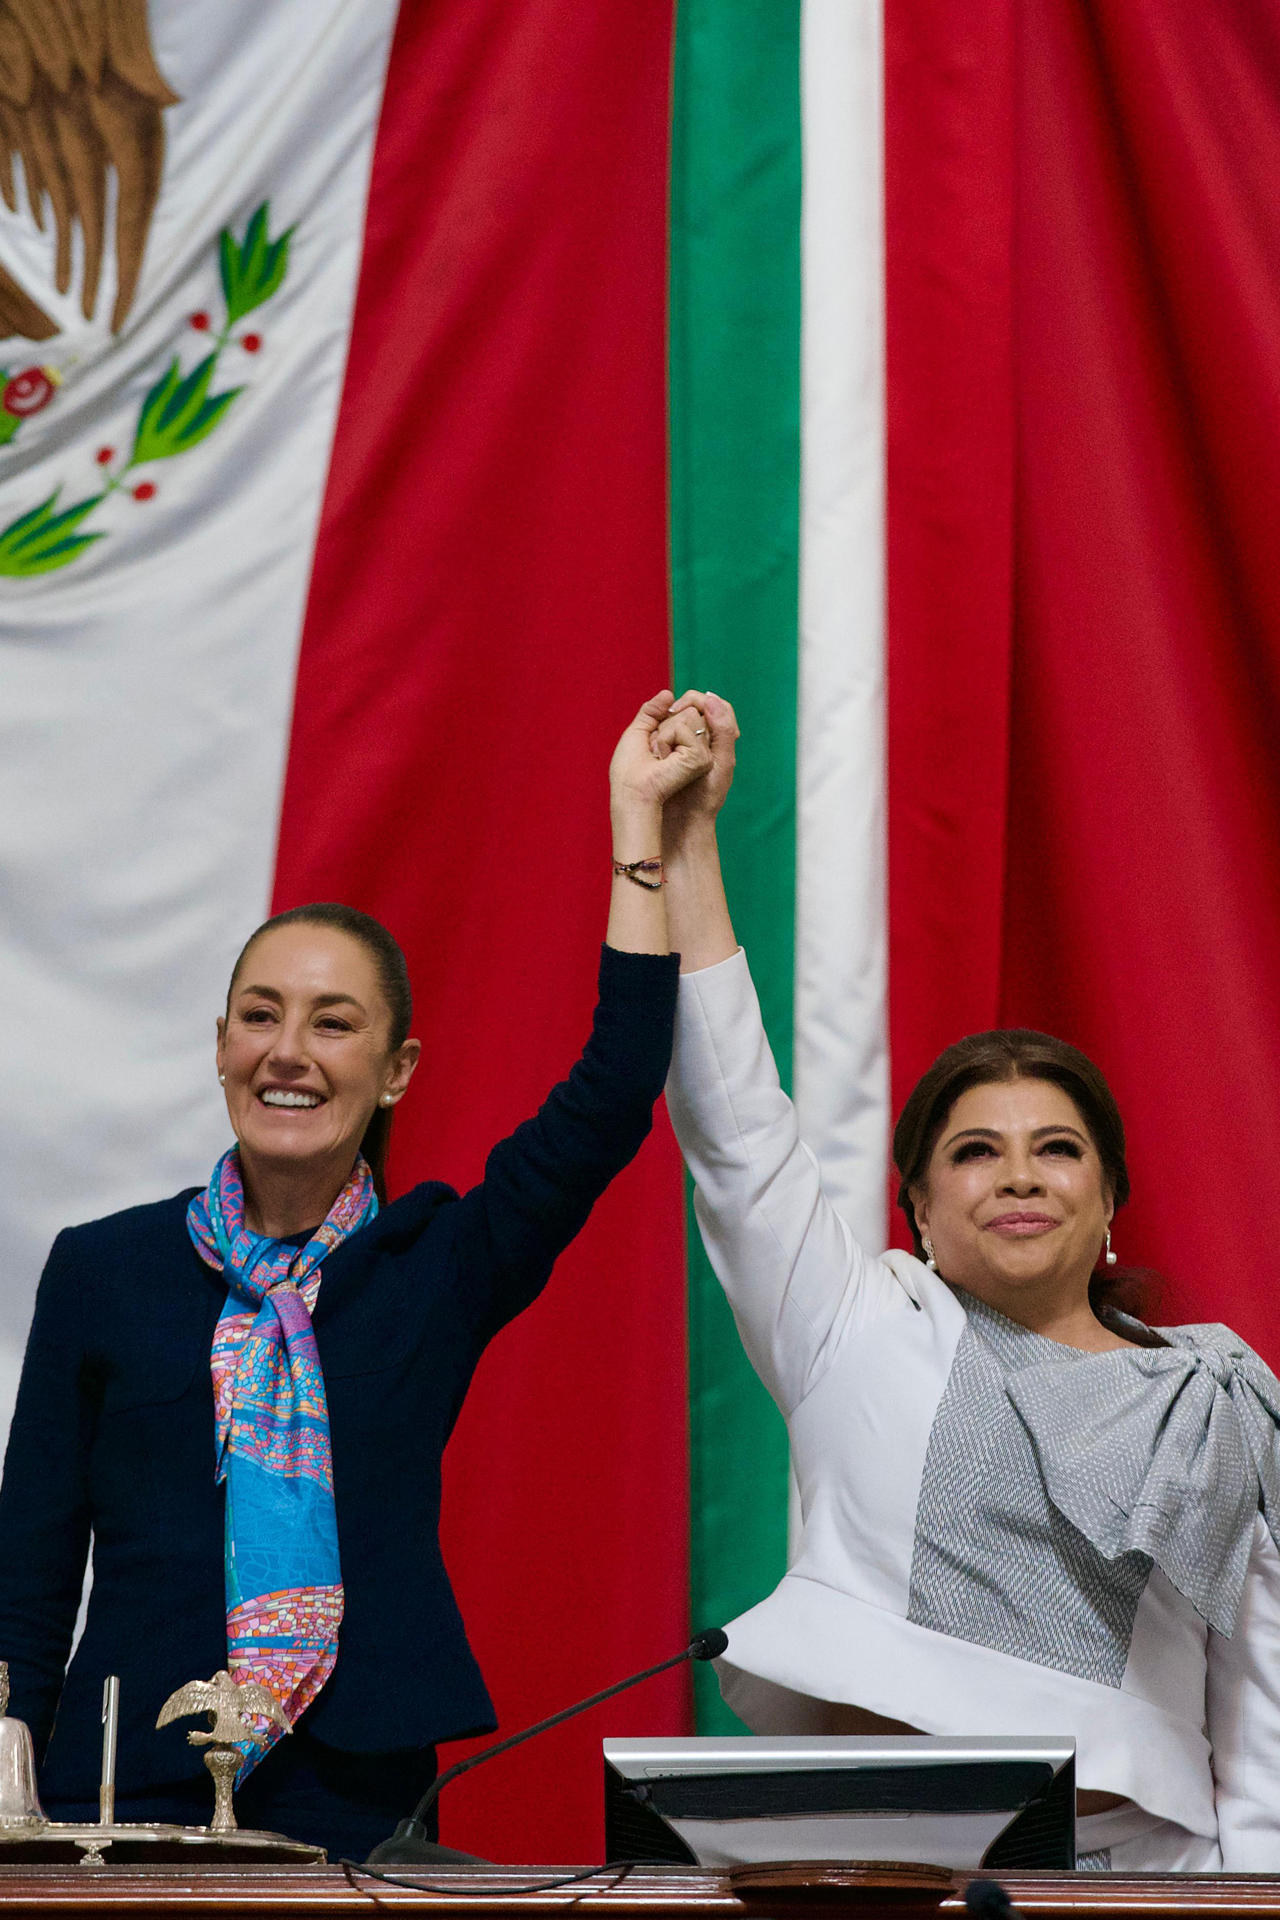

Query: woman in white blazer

[655,691,1280,1873]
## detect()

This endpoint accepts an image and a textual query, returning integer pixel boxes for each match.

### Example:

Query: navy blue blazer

[0,947,678,1803]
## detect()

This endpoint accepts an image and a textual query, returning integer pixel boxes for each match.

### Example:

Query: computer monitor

[604,1734,1076,1870]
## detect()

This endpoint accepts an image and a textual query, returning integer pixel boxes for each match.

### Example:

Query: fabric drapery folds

[1007,1329,1280,1638]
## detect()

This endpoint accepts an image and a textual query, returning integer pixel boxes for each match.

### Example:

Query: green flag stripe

[669,0,802,1731]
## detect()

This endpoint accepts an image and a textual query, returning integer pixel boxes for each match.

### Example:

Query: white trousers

[1075,1803,1221,1872]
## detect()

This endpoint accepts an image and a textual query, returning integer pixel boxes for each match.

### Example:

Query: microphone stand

[366,1629,728,1868]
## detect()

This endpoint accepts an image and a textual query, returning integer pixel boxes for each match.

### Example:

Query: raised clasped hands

[651,689,739,855]
[609,689,715,814]
[607,689,739,966]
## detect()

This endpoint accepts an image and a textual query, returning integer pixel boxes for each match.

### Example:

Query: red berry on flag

[95,447,114,465]
[190,312,211,331]
[241,333,262,353]
[132,482,157,502]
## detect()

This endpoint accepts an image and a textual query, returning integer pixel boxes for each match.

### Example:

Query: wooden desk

[0,1867,1276,1920]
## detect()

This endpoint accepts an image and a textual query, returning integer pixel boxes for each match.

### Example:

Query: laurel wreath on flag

[0,203,292,577]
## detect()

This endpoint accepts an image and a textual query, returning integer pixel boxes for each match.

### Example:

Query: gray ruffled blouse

[906,1293,1280,1687]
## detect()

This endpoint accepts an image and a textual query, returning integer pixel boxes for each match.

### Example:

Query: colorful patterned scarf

[186,1148,378,1773]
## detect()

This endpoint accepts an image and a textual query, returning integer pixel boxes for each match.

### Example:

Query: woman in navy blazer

[0,693,710,1860]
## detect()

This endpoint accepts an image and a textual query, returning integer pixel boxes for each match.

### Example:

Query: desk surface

[0,1867,1276,1917]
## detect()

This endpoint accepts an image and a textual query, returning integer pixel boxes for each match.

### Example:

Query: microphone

[366,1628,729,1867]
[965,1879,1026,1920]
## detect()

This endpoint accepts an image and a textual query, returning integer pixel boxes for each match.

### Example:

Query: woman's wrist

[610,793,663,860]
[662,812,720,867]
[606,796,670,952]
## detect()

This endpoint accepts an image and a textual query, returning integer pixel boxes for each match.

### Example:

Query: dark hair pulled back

[893,1026,1130,1266]
[227,901,412,1205]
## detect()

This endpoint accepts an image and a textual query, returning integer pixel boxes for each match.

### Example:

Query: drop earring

[1105,1228,1117,1267]
[922,1236,937,1272]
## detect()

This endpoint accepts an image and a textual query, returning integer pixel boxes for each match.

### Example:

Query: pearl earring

[1105,1228,1117,1267]
[380,1093,393,1108]
[922,1236,937,1272]
[218,1073,225,1085]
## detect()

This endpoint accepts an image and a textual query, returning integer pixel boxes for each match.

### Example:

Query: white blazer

[666,948,1280,1870]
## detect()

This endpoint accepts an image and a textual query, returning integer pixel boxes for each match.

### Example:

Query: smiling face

[911,1076,1114,1318]
[216,922,419,1204]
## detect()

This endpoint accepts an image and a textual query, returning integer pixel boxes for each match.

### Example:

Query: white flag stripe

[0,0,396,1433]
[795,0,890,1252]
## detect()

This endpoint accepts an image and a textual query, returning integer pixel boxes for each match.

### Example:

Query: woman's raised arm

[606,690,713,955]
[433,693,716,1333]
[657,691,908,1415]
[653,690,740,971]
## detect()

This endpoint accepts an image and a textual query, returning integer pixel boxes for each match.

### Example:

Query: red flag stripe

[271,1,686,1863]
[885,0,1016,1115]
[887,0,1280,1355]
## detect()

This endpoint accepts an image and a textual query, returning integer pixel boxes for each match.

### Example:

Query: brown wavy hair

[227,902,412,1205]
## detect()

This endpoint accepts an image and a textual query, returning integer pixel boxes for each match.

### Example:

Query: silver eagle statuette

[0,1661,46,1830]
[156,1671,289,1832]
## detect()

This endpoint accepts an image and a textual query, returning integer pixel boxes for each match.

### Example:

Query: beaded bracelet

[612,856,664,891]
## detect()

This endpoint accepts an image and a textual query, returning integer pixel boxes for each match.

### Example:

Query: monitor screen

[604,1734,1076,1870]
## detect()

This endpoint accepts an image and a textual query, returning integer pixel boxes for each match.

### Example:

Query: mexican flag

[4,0,1280,1865]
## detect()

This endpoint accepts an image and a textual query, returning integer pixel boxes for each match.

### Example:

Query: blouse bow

[1003,1327,1280,1636]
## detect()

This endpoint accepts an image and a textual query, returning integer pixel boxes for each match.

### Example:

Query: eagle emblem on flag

[0,0,179,341]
